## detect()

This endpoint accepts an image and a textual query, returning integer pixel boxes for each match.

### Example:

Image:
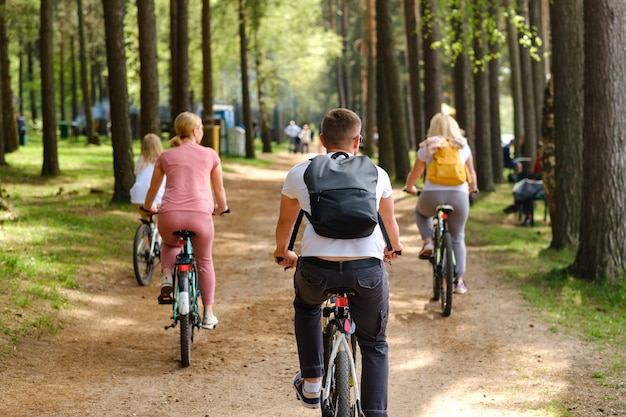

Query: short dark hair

[321,108,361,148]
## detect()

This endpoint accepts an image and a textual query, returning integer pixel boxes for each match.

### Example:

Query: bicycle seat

[436,204,454,213]
[326,287,356,297]
[173,230,195,238]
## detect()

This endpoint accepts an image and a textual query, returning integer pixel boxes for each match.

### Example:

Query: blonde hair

[320,108,361,148]
[426,112,464,139]
[169,111,202,147]
[137,133,163,171]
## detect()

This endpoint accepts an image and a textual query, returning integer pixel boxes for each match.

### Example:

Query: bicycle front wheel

[441,232,454,317]
[133,223,154,286]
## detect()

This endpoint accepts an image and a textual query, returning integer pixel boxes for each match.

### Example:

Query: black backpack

[288,153,392,248]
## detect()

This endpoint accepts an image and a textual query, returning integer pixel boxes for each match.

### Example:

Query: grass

[1,134,625,396]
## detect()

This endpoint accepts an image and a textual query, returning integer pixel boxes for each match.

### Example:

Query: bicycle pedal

[158,294,173,304]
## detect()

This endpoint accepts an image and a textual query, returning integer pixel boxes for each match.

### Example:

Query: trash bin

[227,127,245,157]
[59,121,69,139]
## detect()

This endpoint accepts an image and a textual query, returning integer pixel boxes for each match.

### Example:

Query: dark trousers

[293,257,389,417]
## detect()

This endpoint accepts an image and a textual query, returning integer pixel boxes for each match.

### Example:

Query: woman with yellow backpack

[404,112,478,294]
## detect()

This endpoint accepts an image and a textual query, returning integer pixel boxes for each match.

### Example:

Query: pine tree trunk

[41,0,59,176]
[138,0,161,138]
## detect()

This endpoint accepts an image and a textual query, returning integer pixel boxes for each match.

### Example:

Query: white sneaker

[419,243,434,259]
[202,311,219,329]
[160,274,173,296]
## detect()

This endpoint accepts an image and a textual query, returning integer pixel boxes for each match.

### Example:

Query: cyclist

[143,111,229,330]
[274,108,402,416]
[403,112,477,294]
[130,133,165,220]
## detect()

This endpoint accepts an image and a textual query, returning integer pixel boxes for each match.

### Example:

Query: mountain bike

[321,289,364,417]
[430,204,456,317]
[157,228,202,368]
[133,213,161,286]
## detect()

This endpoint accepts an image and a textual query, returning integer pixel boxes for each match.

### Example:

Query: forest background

[0,0,624,347]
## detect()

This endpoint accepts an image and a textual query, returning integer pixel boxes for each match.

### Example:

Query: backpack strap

[288,209,392,252]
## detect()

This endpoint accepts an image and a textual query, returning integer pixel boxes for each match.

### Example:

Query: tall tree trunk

[549,0,583,249]
[59,33,66,123]
[103,0,135,203]
[376,0,410,180]
[518,0,537,170]
[201,0,216,149]
[472,3,494,192]
[488,0,502,184]
[420,0,442,126]
[40,0,59,176]
[27,43,37,121]
[239,0,254,159]
[0,0,19,153]
[530,0,545,142]
[71,35,78,124]
[452,0,473,150]
[505,0,524,148]
[137,0,161,138]
[570,0,626,283]
[329,0,346,108]
[404,0,423,147]
[77,0,99,145]
[171,0,190,120]
[362,0,376,158]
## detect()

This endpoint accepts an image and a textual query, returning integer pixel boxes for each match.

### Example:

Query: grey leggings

[415,190,469,278]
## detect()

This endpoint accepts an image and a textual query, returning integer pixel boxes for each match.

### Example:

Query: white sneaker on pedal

[160,274,173,296]
[202,311,219,329]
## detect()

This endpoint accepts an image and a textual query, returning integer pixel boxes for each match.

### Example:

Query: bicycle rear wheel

[431,225,441,302]
[133,223,154,286]
[441,233,454,317]
[178,271,193,367]
[334,350,352,417]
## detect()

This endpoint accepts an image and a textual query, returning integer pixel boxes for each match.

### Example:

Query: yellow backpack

[426,137,468,186]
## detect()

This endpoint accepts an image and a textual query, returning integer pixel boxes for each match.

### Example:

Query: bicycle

[321,288,364,417]
[402,188,456,317]
[430,204,456,317]
[133,213,161,286]
[155,208,230,368]
[157,228,201,368]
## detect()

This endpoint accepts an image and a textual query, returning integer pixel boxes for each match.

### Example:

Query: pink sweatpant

[158,211,216,306]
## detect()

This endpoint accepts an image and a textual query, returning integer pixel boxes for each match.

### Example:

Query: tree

[170,0,190,120]
[40,0,59,176]
[518,0,537,169]
[239,0,254,159]
[570,0,626,283]
[451,1,473,149]
[376,0,410,180]
[404,0,424,146]
[548,0,583,249]
[421,0,442,126]
[137,0,161,138]
[77,0,99,145]
[103,0,135,203]
[504,0,524,149]
[201,0,216,149]
[0,0,19,153]
[488,0,502,184]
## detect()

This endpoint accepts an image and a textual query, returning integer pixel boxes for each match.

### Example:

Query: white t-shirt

[418,144,472,193]
[130,157,166,205]
[281,153,392,259]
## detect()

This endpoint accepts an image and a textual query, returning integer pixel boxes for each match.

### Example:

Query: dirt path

[0,152,618,417]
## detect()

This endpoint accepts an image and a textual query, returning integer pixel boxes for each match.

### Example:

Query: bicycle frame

[168,232,200,326]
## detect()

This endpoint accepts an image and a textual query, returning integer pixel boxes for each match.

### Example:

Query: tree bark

[137,0,161,138]
[570,0,626,283]
[488,0,502,184]
[549,0,583,249]
[201,0,216,149]
[0,0,19,153]
[518,0,537,170]
[404,0,423,148]
[420,0,442,126]
[40,0,59,176]
[505,0,524,148]
[77,0,99,145]
[239,0,255,159]
[452,0,473,150]
[103,0,135,203]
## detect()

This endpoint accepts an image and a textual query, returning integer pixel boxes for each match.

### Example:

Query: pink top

[156,141,220,214]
